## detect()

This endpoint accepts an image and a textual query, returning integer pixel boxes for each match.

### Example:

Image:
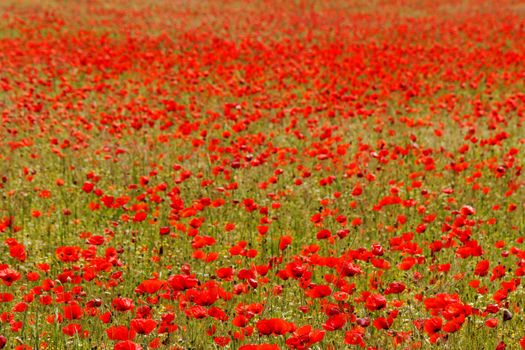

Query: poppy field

[1,0,525,349]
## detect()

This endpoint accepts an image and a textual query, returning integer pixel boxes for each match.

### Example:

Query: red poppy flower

[485,318,498,328]
[87,235,105,245]
[306,285,332,298]
[82,182,94,193]
[345,326,366,347]
[474,260,490,276]
[285,325,324,349]
[214,337,231,347]
[130,318,157,335]
[0,268,21,286]
[112,297,134,312]
[233,315,250,327]
[0,293,13,302]
[63,302,83,320]
[114,340,142,350]
[520,336,525,349]
[442,320,462,333]
[211,268,232,283]
[373,317,393,330]
[107,326,136,341]
[8,244,26,262]
[135,279,165,294]
[424,317,442,335]
[279,235,293,250]
[100,311,112,324]
[186,305,208,319]
[62,323,83,337]
[339,261,362,277]
[168,274,198,291]
[365,294,387,311]
[323,314,346,331]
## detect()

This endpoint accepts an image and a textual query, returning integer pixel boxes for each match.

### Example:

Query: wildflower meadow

[0,0,524,349]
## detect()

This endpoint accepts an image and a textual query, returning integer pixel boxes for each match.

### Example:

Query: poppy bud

[503,309,513,322]
[356,317,370,327]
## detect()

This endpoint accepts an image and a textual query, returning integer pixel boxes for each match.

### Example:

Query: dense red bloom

[55,246,81,262]
[456,241,483,258]
[168,274,198,291]
[0,1,524,349]
[285,325,324,349]
[256,318,295,336]
[185,283,219,306]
